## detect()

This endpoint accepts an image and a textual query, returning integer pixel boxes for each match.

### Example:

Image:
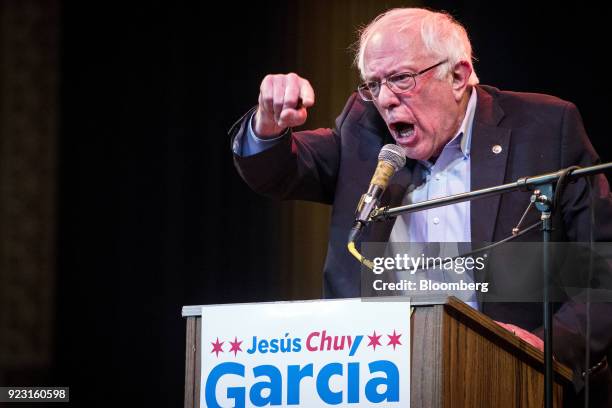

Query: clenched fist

[253,73,315,138]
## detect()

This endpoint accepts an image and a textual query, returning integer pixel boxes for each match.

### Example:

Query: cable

[347,218,542,274]
[392,220,543,275]
[553,166,581,213]
[347,241,374,270]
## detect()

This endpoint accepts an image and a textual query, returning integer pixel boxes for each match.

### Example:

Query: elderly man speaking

[230,7,612,405]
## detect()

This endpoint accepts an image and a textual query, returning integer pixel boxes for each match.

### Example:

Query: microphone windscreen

[378,144,406,171]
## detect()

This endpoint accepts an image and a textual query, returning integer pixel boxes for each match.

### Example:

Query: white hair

[355,8,479,85]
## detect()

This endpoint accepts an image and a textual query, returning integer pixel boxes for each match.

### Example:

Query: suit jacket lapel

[470,86,511,243]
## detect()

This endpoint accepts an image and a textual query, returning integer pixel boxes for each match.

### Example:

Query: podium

[182,297,572,407]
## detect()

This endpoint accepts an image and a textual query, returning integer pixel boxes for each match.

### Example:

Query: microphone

[349,144,406,242]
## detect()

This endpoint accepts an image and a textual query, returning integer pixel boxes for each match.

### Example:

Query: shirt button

[433,217,440,225]
[435,174,441,181]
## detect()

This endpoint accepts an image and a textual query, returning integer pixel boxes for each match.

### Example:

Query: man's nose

[376,83,400,110]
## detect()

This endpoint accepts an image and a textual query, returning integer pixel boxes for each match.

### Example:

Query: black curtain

[56,2,292,406]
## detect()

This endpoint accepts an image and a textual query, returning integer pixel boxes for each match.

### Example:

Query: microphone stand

[370,162,612,408]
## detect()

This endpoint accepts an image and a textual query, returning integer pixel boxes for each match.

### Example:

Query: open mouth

[390,122,416,143]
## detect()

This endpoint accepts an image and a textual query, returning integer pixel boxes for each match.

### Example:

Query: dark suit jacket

[231,84,612,399]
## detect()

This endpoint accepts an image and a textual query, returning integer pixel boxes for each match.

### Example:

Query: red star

[228,337,243,357]
[367,330,382,351]
[387,330,402,350]
[211,337,224,357]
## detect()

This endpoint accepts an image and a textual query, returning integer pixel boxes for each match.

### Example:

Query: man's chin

[399,145,430,161]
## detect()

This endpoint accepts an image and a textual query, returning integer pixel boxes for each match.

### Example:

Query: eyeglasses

[357,60,448,101]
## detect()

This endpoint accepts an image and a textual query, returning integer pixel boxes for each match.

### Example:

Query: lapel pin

[492,144,502,154]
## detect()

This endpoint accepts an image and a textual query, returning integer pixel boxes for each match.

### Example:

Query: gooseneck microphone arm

[347,144,406,268]
[370,162,612,221]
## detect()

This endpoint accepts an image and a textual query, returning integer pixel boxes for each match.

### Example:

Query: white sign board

[200,299,410,407]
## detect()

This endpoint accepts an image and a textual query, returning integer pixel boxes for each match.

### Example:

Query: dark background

[1,1,610,407]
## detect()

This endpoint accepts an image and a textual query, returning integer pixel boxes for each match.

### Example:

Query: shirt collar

[457,86,477,158]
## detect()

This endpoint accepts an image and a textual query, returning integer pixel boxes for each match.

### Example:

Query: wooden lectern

[182,297,572,407]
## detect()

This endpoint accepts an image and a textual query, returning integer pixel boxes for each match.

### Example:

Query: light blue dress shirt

[389,89,476,243]
[389,89,478,307]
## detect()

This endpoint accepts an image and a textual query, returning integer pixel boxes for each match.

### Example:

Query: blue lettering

[365,360,399,403]
[287,363,313,405]
[349,335,363,357]
[347,362,360,403]
[205,362,245,408]
[269,339,279,353]
[258,339,269,353]
[250,365,282,406]
[246,336,257,354]
[292,338,302,352]
[280,333,291,353]
[204,359,401,406]
[316,362,343,405]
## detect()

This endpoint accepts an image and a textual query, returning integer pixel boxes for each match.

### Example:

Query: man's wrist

[249,113,289,143]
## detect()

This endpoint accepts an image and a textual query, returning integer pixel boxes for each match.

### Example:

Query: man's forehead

[363,30,429,77]
[364,29,427,67]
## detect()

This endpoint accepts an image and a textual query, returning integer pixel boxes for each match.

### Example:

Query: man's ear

[451,60,472,101]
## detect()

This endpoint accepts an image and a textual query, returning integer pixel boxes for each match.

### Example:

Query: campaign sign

[200,299,410,407]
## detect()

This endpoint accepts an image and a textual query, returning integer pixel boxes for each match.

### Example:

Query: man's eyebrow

[364,64,419,81]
